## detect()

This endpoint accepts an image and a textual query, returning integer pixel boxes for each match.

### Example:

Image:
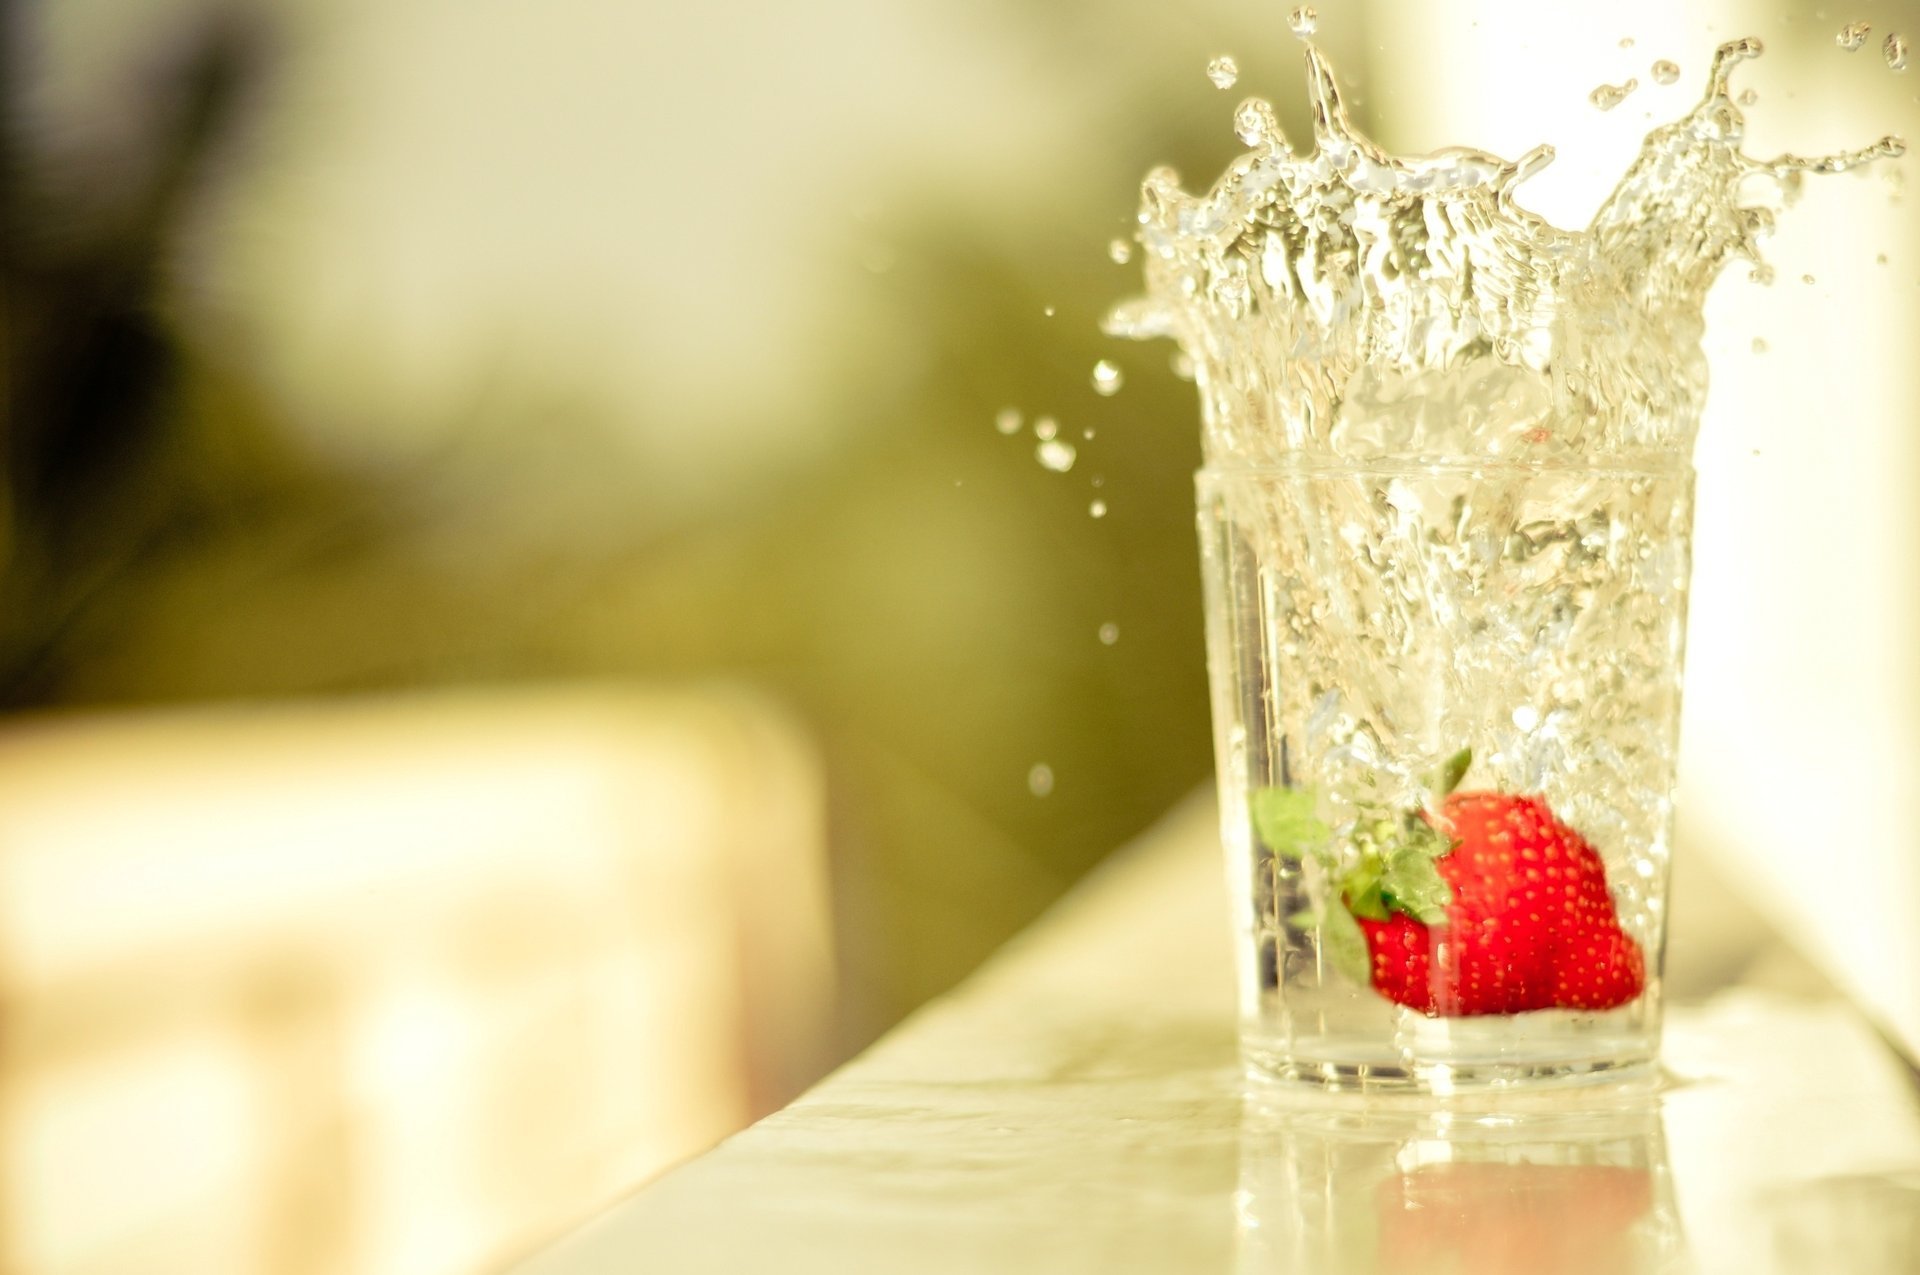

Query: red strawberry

[1355,792,1645,1017]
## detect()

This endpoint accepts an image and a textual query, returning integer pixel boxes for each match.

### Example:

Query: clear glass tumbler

[1198,458,1693,1089]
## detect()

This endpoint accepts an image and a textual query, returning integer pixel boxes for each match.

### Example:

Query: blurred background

[3,0,1917,1271]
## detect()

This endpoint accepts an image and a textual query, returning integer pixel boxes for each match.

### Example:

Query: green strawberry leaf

[1319,900,1371,985]
[1251,787,1329,862]
[1430,747,1473,798]
[1341,857,1390,920]
[1380,849,1452,925]
[1399,820,1457,860]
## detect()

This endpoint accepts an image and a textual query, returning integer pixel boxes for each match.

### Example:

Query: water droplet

[1034,416,1059,440]
[1042,305,1057,317]
[1234,98,1279,147]
[1885,32,1909,71]
[1288,6,1317,38]
[1750,263,1777,285]
[1651,60,1680,85]
[1090,474,1105,488]
[1090,499,1108,518]
[1036,439,1078,472]
[1802,273,1816,284]
[1738,87,1759,106]
[1839,21,1871,52]
[1098,623,1120,645]
[1619,36,1636,50]
[1589,79,1638,111]
[1028,764,1054,797]
[1512,705,1541,731]
[1082,427,1096,440]
[1751,336,1769,353]
[1206,56,1240,90]
[1877,252,1890,264]
[1091,359,1124,395]
[1170,352,1196,381]
[1108,237,1133,264]
[995,408,1022,436]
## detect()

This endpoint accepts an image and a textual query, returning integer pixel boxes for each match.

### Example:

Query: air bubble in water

[1652,60,1680,85]
[1037,439,1078,472]
[1028,764,1054,797]
[1590,79,1638,111]
[1207,56,1240,90]
[995,408,1022,435]
[1091,359,1124,395]
[1738,87,1759,105]
[1288,6,1317,38]
[1752,336,1769,353]
[1886,33,1909,71]
[1098,623,1120,645]
[1839,22,1871,52]
[1090,499,1108,518]
[1034,416,1059,440]
[1108,237,1133,264]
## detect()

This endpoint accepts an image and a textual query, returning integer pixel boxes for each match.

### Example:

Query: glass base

[1241,1017,1661,1096]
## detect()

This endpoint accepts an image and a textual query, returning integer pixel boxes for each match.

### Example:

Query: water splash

[1208,56,1240,89]
[1108,36,1904,468]
[1590,78,1638,110]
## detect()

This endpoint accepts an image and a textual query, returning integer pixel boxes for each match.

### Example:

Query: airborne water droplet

[1652,60,1680,85]
[995,408,1022,435]
[1802,273,1816,284]
[1839,21,1872,52]
[1036,439,1078,472]
[1752,336,1769,353]
[1207,56,1240,90]
[1589,79,1638,110]
[1034,416,1059,440]
[1886,33,1910,71]
[1170,352,1196,381]
[1090,499,1108,518]
[1028,764,1054,797]
[1108,237,1134,264]
[1098,623,1120,645]
[1091,359,1124,395]
[1288,6,1318,38]
[1738,88,1759,106]
[1619,36,1636,50]
[1235,98,1278,147]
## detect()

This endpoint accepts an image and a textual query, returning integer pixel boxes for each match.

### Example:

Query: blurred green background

[8,0,1920,1059]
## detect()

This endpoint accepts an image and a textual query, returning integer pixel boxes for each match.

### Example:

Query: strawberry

[1357,791,1645,1016]
[1252,750,1646,1018]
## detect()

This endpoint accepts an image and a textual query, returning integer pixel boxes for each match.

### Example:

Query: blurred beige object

[0,686,832,1275]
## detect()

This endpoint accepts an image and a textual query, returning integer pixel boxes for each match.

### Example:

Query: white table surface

[511,797,1920,1275]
